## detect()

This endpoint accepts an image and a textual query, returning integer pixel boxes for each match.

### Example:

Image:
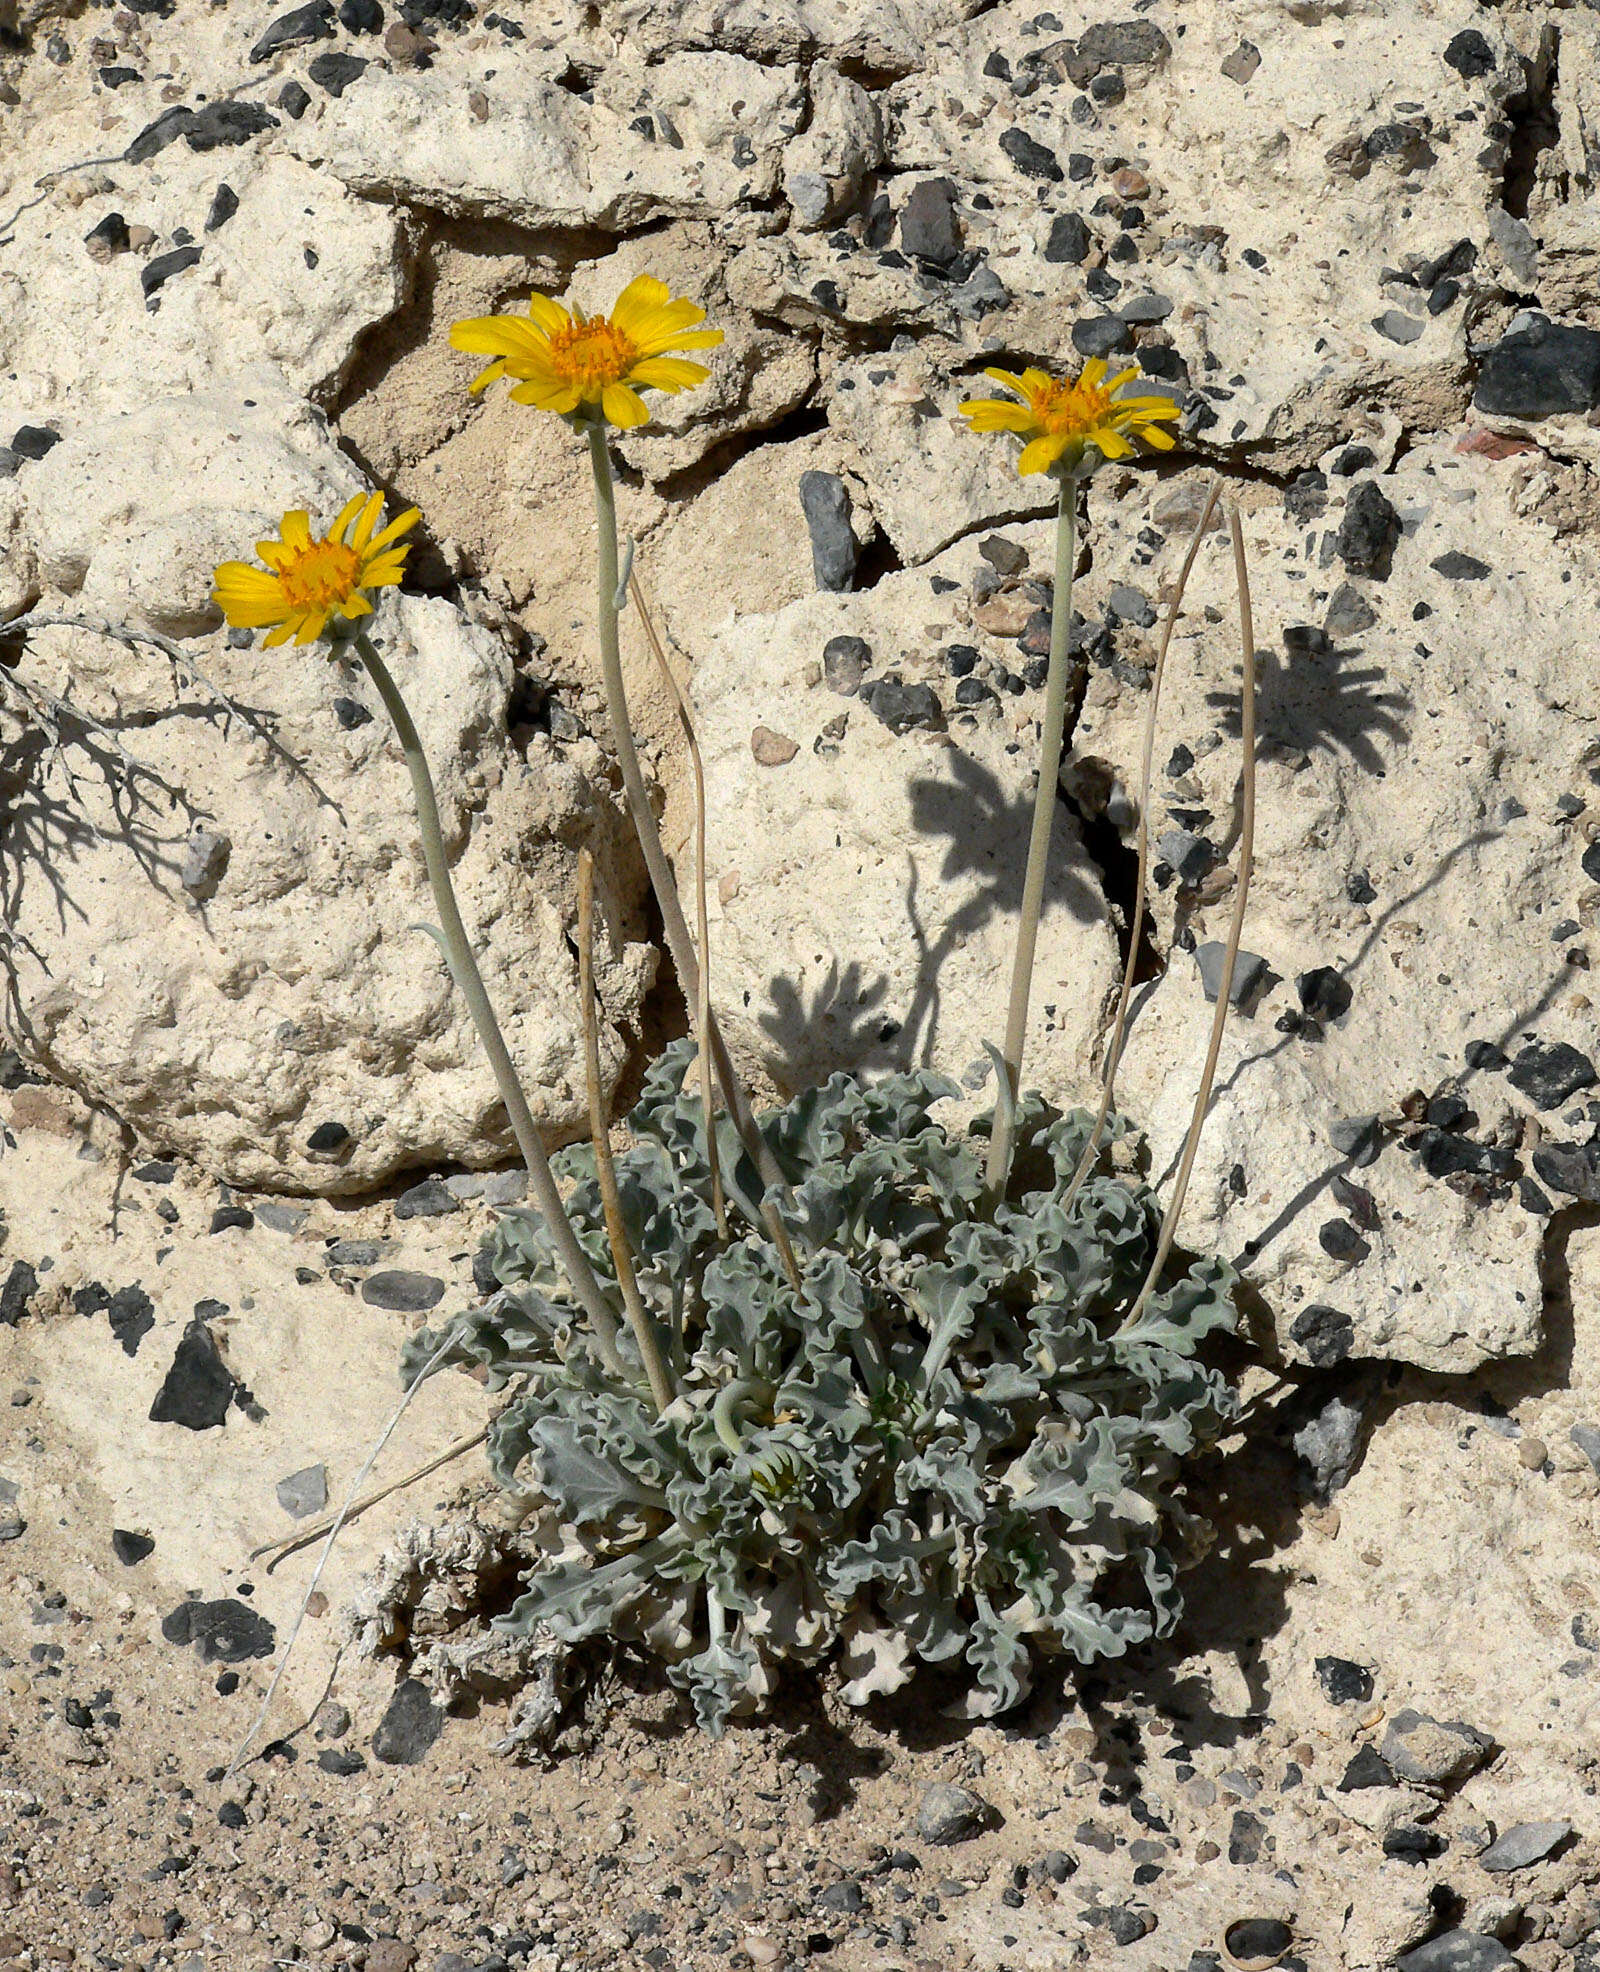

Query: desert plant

[406,1040,1239,1732]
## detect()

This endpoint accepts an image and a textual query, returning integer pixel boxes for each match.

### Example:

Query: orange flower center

[547,315,637,394]
[1033,377,1115,438]
[279,539,363,610]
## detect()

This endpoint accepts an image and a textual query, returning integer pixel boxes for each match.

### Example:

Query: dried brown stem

[577,848,675,1413]
[628,571,728,1243]
[1125,503,1257,1324]
[1062,474,1224,1213]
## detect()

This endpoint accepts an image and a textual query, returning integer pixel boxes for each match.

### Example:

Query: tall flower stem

[583,424,801,1284]
[984,474,1079,1195]
[352,630,627,1377]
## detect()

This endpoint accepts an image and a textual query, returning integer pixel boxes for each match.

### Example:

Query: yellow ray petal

[628,355,712,393]
[468,358,507,396]
[601,380,651,427]
[508,379,581,413]
[294,610,329,645]
[1136,422,1176,449]
[263,620,297,647]
[1079,358,1109,390]
[364,506,421,555]
[350,491,387,551]
[1091,428,1132,459]
[450,313,560,359]
[609,274,673,339]
[1018,432,1072,476]
[280,510,312,551]
[960,399,1037,432]
[335,592,374,618]
[331,494,367,543]
[524,291,571,336]
[635,323,724,356]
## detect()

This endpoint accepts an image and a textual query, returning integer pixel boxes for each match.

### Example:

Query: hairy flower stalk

[960,360,1180,1191]
[212,502,627,1376]
[451,276,802,1277]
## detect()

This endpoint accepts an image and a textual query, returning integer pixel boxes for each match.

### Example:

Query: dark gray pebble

[1478,1818,1571,1872]
[204,183,239,232]
[1324,582,1377,637]
[327,1238,388,1268]
[1224,1918,1293,1960]
[1475,314,1600,420]
[338,0,382,26]
[395,1176,458,1219]
[1337,1744,1394,1792]
[361,1270,446,1312]
[1,1260,39,1327]
[799,472,857,593]
[816,1879,864,1913]
[899,177,961,266]
[1330,1114,1382,1166]
[1507,1038,1597,1109]
[863,679,942,736]
[317,1746,367,1776]
[254,1201,307,1233]
[1297,966,1352,1022]
[1316,1655,1374,1704]
[1293,1391,1367,1499]
[822,634,870,695]
[278,79,312,117]
[276,1463,328,1518]
[1443,29,1495,78]
[307,1120,350,1152]
[1193,941,1269,1008]
[1071,314,1133,358]
[112,1528,155,1565]
[1396,1932,1517,1972]
[1289,1303,1353,1367]
[148,1318,238,1430]
[999,127,1061,180]
[308,50,367,93]
[1043,211,1090,264]
[1431,551,1491,581]
[250,0,335,60]
[372,1677,444,1764]
[209,1204,254,1233]
[161,1596,275,1663]
[1336,481,1401,579]
[11,425,61,461]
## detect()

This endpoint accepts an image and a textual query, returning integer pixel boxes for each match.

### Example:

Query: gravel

[915,1784,995,1845]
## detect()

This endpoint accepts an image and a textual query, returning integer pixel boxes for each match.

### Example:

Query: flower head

[212,494,420,647]
[449,273,724,429]
[960,358,1179,477]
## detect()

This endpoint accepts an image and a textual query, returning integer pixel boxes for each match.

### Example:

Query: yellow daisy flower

[960,358,1180,477]
[212,494,420,647]
[448,273,724,429]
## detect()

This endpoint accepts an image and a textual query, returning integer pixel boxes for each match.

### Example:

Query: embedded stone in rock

[148,1318,238,1429]
[1507,1039,1597,1109]
[1220,39,1261,84]
[1297,967,1353,1022]
[1337,1745,1395,1792]
[209,1205,254,1233]
[1315,1655,1374,1704]
[751,726,800,766]
[1375,310,1424,347]
[1194,942,1269,1008]
[1380,1709,1492,1787]
[276,1463,328,1519]
[161,1596,276,1662]
[1293,1391,1368,1498]
[1570,1422,1600,1475]
[111,1528,155,1565]
[1159,831,1216,886]
[1475,316,1600,419]
[1324,582,1377,637]
[915,1783,996,1845]
[1043,211,1090,264]
[318,1746,367,1775]
[798,472,857,592]
[204,183,239,232]
[1329,1115,1382,1167]
[1443,29,1495,78]
[395,1176,458,1219]
[327,1238,388,1267]
[1532,1140,1600,1202]
[141,247,202,300]
[338,0,381,25]
[1477,1819,1571,1872]
[1290,1303,1354,1366]
[1227,1810,1265,1864]
[1077,20,1171,67]
[1431,552,1491,581]
[180,828,230,898]
[898,177,961,266]
[1224,1919,1293,1963]
[1336,481,1402,579]
[1072,315,1134,359]
[309,51,368,95]
[862,680,942,735]
[372,1678,444,1764]
[85,212,130,259]
[1396,1935,1517,1972]
[999,127,1062,181]
[250,0,336,61]
[278,79,312,117]
[361,1271,445,1312]
[0,1261,39,1326]
[307,1120,350,1152]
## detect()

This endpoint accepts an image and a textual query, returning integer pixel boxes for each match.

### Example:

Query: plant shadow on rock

[0,714,207,1046]
[1204,639,1409,775]
[757,749,1106,1086]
